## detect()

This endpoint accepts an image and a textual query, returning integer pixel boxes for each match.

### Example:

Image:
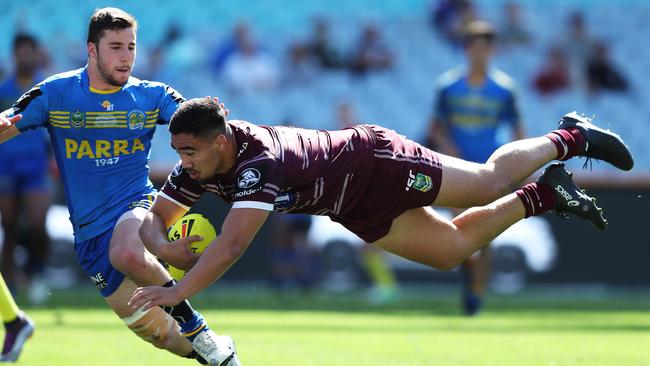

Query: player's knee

[439,261,460,272]
[428,238,467,271]
[122,306,180,350]
[109,244,145,273]
[429,256,459,271]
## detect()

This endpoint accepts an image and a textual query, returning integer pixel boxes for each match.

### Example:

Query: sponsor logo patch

[71,110,85,128]
[406,170,433,192]
[234,187,262,198]
[238,168,261,189]
[101,100,114,111]
[90,272,108,290]
[127,110,146,130]
[237,142,249,157]
[555,185,580,207]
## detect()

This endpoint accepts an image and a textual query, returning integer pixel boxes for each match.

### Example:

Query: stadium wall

[192,186,650,286]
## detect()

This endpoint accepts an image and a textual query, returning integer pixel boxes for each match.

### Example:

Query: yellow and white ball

[166,213,217,280]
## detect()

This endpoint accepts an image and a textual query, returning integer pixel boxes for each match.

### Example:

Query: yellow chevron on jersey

[48,109,159,129]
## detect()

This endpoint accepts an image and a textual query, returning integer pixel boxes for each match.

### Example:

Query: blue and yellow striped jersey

[11,67,184,241]
[434,67,520,163]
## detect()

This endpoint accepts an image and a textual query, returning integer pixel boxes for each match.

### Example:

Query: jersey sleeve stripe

[158,191,191,211]
[179,187,201,199]
[232,201,274,211]
[265,183,280,191]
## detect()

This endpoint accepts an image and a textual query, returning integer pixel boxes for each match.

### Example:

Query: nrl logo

[71,110,85,128]
[406,170,433,192]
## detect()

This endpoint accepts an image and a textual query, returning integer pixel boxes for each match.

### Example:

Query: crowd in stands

[0,0,645,172]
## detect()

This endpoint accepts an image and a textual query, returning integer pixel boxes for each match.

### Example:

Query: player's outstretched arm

[139,195,199,270]
[0,115,22,143]
[129,207,269,308]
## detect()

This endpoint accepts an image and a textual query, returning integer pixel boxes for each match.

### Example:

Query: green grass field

[9,285,650,366]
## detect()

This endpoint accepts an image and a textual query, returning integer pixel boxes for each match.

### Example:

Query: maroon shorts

[331,125,443,243]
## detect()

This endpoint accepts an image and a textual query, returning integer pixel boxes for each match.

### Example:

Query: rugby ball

[166,213,217,280]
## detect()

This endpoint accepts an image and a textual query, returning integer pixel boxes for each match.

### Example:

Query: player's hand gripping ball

[166,213,217,280]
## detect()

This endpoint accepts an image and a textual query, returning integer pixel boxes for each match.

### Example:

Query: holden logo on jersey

[234,187,262,198]
[71,110,85,128]
[238,168,261,189]
[128,110,145,130]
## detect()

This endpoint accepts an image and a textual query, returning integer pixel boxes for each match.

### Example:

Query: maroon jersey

[161,120,443,242]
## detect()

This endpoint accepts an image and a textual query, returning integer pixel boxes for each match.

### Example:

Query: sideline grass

[10,285,650,366]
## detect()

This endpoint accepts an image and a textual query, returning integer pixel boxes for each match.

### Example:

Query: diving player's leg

[433,137,557,208]
[374,163,605,270]
[374,194,525,271]
[433,112,635,209]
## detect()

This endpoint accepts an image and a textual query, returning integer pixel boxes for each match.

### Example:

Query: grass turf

[9,285,650,365]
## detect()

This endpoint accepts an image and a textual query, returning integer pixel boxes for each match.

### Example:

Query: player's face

[465,37,493,67]
[90,28,136,87]
[171,132,229,183]
[14,43,39,74]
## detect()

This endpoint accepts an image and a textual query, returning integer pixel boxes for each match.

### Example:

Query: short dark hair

[169,98,227,137]
[13,33,38,53]
[463,20,495,45]
[87,7,137,44]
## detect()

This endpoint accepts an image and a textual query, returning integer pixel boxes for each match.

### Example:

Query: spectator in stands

[532,46,571,96]
[0,33,52,305]
[141,23,183,81]
[222,25,279,93]
[348,24,394,77]
[209,22,253,75]
[430,0,478,46]
[305,17,344,70]
[556,11,597,90]
[497,2,532,50]
[428,21,524,316]
[586,41,629,94]
[282,41,319,87]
